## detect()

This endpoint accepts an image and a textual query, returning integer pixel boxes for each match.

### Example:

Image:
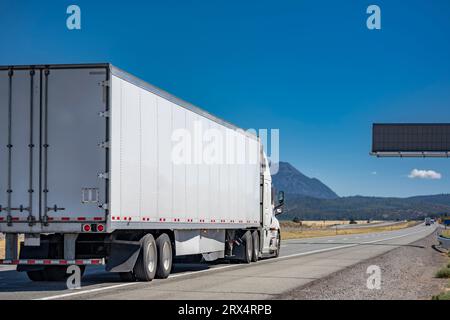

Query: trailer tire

[155,233,173,279]
[275,232,281,258]
[26,270,46,282]
[242,231,253,264]
[134,234,158,281]
[43,266,68,281]
[251,231,259,262]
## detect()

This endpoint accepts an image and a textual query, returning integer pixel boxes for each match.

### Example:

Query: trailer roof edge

[109,64,258,140]
[0,63,258,140]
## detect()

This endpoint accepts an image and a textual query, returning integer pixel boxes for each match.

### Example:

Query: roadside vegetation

[0,238,4,259]
[432,246,450,300]
[433,269,450,300]
[436,267,450,279]
[280,221,418,240]
[0,234,22,259]
[432,289,450,300]
[441,229,450,238]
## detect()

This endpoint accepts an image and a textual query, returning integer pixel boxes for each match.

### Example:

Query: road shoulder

[276,231,449,300]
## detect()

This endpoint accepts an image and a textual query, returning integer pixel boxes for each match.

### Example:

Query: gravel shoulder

[277,230,449,300]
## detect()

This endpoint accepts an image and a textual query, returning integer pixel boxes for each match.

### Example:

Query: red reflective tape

[0,217,4,221]
[93,217,103,221]
[28,260,36,264]
[12,260,19,264]
[43,260,51,265]
[77,217,86,221]
[91,259,101,265]
[59,260,68,265]
[12,217,19,221]
[75,260,83,265]
[61,217,70,221]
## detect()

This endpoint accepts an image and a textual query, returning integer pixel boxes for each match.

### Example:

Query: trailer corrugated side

[108,67,261,231]
[0,64,261,233]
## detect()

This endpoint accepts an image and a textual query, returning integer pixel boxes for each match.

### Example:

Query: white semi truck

[0,64,284,281]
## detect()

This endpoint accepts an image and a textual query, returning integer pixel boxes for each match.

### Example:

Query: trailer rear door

[0,69,40,225]
[0,66,108,230]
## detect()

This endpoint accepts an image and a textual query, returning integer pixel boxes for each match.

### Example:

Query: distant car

[425,218,431,226]
[430,219,435,224]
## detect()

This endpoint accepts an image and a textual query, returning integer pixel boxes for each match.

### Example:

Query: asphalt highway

[0,223,437,300]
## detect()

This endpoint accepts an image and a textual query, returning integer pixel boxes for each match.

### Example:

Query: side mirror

[278,191,285,205]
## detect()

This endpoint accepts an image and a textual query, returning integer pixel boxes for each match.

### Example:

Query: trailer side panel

[109,75,261,230]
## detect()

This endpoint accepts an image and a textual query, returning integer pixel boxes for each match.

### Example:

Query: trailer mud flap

[105,240,141,272]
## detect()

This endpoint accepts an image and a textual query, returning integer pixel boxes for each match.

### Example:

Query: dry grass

[0,239,4,259]
[0,235,22,259]
[441,229,450,238]
[281,221,418,240]
[285,220,381,229]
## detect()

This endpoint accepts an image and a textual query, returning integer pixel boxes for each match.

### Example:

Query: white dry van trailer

[0,64,284,281]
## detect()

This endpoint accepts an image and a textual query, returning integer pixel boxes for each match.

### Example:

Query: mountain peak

[272,162,339,199]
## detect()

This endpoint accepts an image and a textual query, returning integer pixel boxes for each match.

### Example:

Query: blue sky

[1,0,450,197]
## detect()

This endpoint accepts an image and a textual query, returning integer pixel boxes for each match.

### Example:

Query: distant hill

[272,162,339,199]
[272,162,450,220]
[281,194,450,221]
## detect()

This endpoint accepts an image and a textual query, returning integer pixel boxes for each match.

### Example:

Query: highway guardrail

[437,235,450,250]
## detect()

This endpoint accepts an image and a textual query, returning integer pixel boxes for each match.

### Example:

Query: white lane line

[35,227,431,300]
[327,240,334,242]
[37,283,138,300]
[36,264,244,301]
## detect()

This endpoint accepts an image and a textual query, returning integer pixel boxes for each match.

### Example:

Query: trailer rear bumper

[0,221,107,234]
[0,259,104,266]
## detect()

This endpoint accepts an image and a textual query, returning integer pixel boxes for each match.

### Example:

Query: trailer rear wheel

[242,231,253,264]
[26,270,46,282]
[134,234,158,281]
[155,233,173,279]
[43,266,68,281]
[251,231,259,262]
